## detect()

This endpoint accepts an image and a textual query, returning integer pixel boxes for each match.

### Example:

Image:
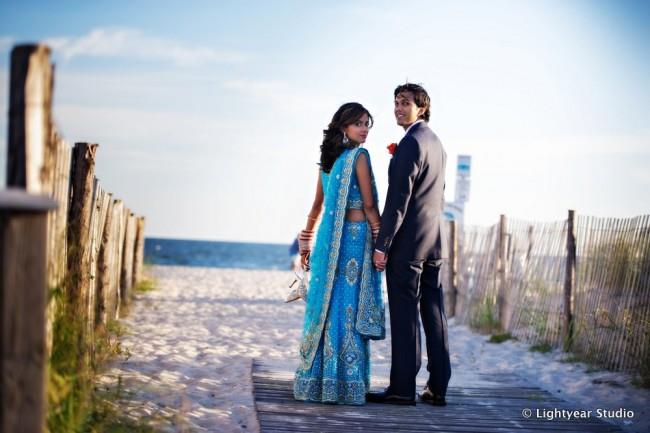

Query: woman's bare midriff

[345,209,366,221]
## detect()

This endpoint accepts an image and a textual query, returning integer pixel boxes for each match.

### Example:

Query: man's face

[394,91,424,128]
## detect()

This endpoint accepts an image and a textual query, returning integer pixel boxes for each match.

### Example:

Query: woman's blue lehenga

[294,147,385,405]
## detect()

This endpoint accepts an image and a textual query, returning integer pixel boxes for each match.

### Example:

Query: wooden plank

[0,188,58,210]
[253,362,622,433]
[0,210,51,433]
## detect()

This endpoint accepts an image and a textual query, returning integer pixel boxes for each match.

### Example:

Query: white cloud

[222,79,341,115]
[43,28,247,66]
[54,103,239,156]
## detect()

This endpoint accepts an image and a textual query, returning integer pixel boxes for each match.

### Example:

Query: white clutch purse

[286,270,308,303]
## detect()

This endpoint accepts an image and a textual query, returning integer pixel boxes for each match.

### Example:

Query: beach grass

[528,342,553,353]
[133,277,157,294]
[529,342,553,353]
[81,377,159,433]
[47,274,161,432]
[488,332,515,343]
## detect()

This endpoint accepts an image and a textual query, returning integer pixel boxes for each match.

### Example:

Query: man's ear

[417,106,426,118]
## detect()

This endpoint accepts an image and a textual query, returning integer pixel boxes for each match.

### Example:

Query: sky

[1,0,648,243]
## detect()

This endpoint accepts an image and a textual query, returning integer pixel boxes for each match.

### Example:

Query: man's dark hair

[394,83,430,122]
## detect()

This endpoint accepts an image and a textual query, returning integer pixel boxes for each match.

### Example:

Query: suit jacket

[375,121,448,260]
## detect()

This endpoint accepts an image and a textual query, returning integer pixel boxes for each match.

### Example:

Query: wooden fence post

[67,142,98,367]
[563,209,576,350]
[96,195,114,327]
[1,190,57,433]
[6,45,53,193]
[6,44,69,361]
[526,225,534,264]
[112,200,125,319]
[132,216,146,287]
[497,214,509,330]
[119,211,136,313]
[448,220,458,317]
[87,183,110,351]
[44,132,71,358]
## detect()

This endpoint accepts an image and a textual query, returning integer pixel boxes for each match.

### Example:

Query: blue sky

[1,0,649,243]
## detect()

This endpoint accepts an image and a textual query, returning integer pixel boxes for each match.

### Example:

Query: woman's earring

[342,131,350,144]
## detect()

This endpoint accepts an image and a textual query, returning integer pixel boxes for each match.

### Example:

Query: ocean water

[144,238,294,270]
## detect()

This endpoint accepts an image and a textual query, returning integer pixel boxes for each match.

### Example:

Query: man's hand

[373,250,387,271]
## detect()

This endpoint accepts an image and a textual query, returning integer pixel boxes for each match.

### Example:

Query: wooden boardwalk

[253,361,623,433]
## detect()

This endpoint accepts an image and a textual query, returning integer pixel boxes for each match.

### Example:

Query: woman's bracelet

[371,222,380,241]
[299,229,314,253]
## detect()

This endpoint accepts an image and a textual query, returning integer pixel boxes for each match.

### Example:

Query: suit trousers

[386,257,451,398]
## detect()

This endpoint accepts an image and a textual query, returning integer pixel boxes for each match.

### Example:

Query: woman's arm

[300,170,324,269]
[305,171,324,230]
[355,152,381,236]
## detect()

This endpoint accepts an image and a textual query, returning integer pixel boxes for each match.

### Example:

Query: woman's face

[342,113,370,144]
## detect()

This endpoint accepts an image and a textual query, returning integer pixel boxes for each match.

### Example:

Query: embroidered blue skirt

[294,220,370,405]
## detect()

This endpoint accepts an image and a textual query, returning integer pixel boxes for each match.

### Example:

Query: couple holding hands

[294,83,451,407]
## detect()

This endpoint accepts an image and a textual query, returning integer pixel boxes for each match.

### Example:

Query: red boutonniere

[387,142,397,155]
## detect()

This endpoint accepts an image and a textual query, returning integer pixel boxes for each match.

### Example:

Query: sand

[97,265,649,433]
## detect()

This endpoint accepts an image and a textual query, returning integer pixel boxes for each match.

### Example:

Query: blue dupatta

[299,147,385,371]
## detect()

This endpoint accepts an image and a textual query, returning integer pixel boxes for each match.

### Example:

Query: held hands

[373,250,387,272]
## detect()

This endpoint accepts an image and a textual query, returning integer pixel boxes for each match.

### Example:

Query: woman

[294,102,385,405]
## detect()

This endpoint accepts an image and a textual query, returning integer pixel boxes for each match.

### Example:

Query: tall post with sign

[443,155,471,225]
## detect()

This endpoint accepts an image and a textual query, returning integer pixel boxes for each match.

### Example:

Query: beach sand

[97,265,648,433]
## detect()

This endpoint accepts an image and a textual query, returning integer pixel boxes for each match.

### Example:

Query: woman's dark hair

[320,102,373,173]
[394,83,430,122]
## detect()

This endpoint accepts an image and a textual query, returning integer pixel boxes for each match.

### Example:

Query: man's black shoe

[419,385,447,406]
[366,389,416,406]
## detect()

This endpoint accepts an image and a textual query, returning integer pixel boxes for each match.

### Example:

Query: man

[367,83,451,406]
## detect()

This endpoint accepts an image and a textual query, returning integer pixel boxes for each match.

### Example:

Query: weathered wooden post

[497,214,509,330]
[119,211,136,312]
[6,44,60,353]
[132,216,146,287]
[88,183,110,341]
[2,44,59,433]
[563,209,576,350]
[447,220,458,317]
[1,190,57,433]
[67,142,98,367]
[526,225,534,265]
[96,194,114,326]
[112,200,125,319]
[6,44,53,193]
[44,131,71,358]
